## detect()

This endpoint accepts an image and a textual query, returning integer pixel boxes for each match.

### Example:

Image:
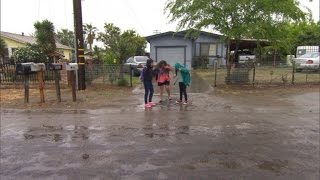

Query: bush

[117,78,128,86]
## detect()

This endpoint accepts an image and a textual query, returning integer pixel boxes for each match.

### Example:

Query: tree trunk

[273,49,277,67]
[226,38,231,83]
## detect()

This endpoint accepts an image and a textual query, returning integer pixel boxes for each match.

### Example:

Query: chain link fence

[195,62,319,87]
[0,64,134,87]
[85,64,133,87]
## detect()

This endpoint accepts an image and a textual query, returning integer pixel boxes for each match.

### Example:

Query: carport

[230,39,270,51]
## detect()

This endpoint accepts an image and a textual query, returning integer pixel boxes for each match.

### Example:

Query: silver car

[294,52,320,72]
[124,56,149,76]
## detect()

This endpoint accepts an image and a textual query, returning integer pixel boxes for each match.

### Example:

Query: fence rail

[0,64,57,84]
[85,64,132,86]
[0,64,134,87]
[196,62,319,87]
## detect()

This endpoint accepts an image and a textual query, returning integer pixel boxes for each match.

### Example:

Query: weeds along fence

[1,64,134,87]
[195,62,320,87]
[85,64,133,87]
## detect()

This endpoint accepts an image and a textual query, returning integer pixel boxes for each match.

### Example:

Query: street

[1,81,319,179]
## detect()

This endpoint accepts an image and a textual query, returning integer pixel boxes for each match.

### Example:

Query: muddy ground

[0,77,319,179]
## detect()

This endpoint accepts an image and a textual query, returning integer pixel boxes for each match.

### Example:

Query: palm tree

[57,28,75,48]
[83,23,98,51]
[34,19,56,55]
[0,38,7,57]
[0,38,7,64]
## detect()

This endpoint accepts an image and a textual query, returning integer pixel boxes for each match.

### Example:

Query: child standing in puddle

[174,63,191,105]
[140,59,156,108]
[156,60,173,103]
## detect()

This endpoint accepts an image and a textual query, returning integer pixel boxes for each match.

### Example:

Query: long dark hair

[146,59,153,68]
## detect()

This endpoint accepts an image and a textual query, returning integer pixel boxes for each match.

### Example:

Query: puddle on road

[23,125,90,142]
[145,133,169,138]
[220,160,241,169]
[23,133,63,142]
[258,159,288,173]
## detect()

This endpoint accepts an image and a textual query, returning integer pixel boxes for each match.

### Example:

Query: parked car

[293,52,320,72]
[233,50,256,67]
[123,56,149,76]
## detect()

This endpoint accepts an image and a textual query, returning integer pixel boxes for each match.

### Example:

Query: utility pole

[73,0,86,90]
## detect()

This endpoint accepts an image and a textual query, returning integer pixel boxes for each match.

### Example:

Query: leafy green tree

[295,22,320,46]
[83,23,98,51]
[118,30,146,63]
[0,38,7,59]
[92,45,104,61]
[102,51,118,64]
[98,23,146,64]
[268,21,320,56]
[98,23,121,54]
[165,0,306,77]
[56,28,75,48]
[34,19,56,55]
[12,44,48,63]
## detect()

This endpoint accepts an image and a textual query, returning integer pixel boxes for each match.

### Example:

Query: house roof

[145,30,223,42]
[48,51,65,57]
[145,30,270,50]
[0,31,73,50]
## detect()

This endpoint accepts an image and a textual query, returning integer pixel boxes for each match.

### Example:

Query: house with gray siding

[145,30,226,69]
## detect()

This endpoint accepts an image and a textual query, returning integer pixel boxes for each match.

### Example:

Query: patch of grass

[194,67,319,86]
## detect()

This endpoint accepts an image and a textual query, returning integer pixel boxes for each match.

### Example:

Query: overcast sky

[1,0,319,37]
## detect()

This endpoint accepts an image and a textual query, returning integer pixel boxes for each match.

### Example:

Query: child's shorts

[158,81,170,86]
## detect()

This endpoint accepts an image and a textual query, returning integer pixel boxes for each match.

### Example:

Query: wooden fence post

[54,71,61,102]
[70,71,76,102]
[24,74,29,104]
[214,61,217,87]
[252,63,256,87]
[292,61,295,85]
[38,69,45,103]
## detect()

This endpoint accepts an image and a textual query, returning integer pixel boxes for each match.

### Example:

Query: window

[126,57,134,63]
[135,56,148,62]
[3,48,9,64]
[4,48,9,57]
[200,43,217,56]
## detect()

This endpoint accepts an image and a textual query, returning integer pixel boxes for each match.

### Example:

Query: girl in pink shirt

[156,60,173,102]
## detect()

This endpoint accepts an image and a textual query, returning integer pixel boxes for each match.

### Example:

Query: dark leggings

[144,81,154,104]
[179,82,187,101]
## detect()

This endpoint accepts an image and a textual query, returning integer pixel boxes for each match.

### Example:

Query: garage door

[156,47,185,67]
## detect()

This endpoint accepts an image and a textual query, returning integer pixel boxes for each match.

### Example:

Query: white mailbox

[30,62,46,72]
[66,63,78,71]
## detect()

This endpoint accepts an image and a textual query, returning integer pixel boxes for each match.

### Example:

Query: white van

[296,46,319,58]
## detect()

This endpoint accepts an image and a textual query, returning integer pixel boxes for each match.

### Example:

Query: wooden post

[54,71,61,102]
[70,71,77,102]
[214,61,217,87]
[38,69,45,103]
[24,74,29,104]
[292,61,295,85]
[130,64,133,87]
[252,63,256,87]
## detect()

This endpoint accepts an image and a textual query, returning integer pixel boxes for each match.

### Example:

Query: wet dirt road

[1,76,319,179]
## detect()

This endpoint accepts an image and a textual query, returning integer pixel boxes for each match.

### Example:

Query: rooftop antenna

[153,30,161,34]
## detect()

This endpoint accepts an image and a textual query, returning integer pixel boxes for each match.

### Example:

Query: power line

[123,0,145,33]
[37,0,40,20]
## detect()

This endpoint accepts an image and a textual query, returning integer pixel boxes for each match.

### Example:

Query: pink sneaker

[183,101,188,105]
[148,102,156,106]
[144,103,152,108]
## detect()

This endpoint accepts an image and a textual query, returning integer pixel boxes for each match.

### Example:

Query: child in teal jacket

[174,63,191,104]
